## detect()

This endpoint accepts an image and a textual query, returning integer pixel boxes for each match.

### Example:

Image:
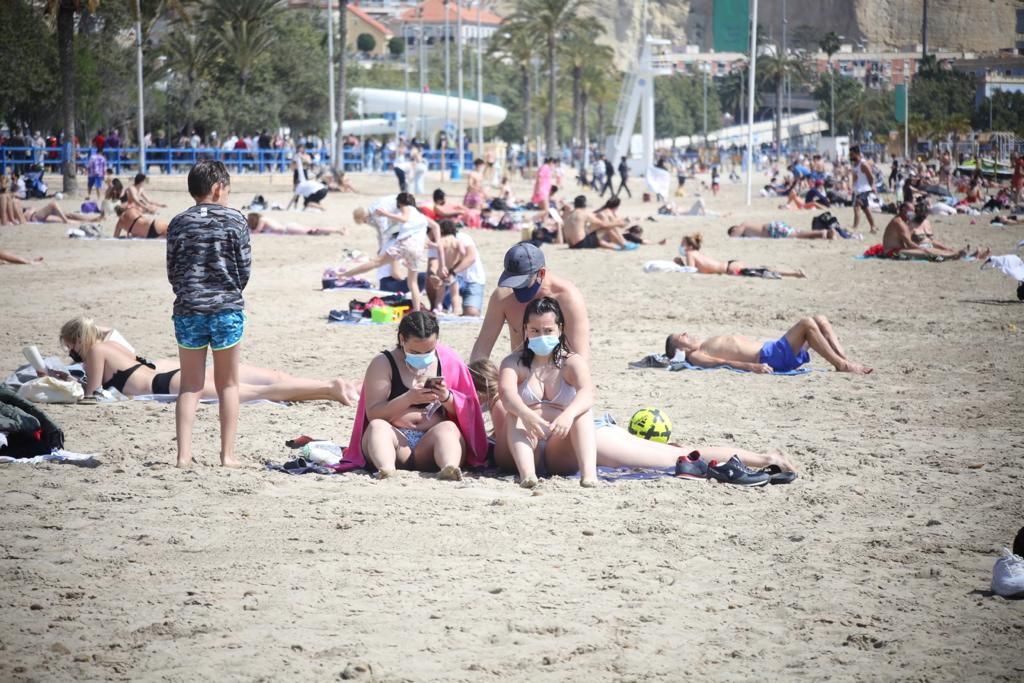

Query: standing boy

[166,160,251,468]
[86,149,106,201]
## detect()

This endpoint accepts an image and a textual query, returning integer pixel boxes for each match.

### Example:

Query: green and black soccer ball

[628,408,672,443]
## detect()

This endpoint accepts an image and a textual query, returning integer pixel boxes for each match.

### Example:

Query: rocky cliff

[494,0,1021,60]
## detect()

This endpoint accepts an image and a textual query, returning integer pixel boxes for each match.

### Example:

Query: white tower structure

[607,35,672,168]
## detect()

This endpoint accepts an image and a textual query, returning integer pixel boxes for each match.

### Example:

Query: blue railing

[0,146,475,175]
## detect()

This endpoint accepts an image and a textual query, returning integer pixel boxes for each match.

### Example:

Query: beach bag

[17,376,84,404]
[812,212,840,232]
[0,388,65,456]
[81,201,99,213]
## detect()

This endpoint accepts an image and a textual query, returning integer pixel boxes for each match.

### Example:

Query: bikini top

[102,355,155,392]
[382,350,441,409]
[518,374,576,408]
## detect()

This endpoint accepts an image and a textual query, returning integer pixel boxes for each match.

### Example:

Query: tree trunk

[336,0,349,169]
[580,91,589,164]
[546,33,556,157]
[774,76,783,152]
[571,64,581,146]
[522,69,531,167]
[596,101,605,143]
[57,1,77,195]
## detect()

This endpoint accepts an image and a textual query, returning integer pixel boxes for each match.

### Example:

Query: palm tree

[515,0,582,156]
[560,16,607,147]
[202,0,285,97]
[336,0,348,171]
[488,15,537,157]
[46,0,100,195]
[157,18,215,138]
[759,51,808,150]
[578,47,615,159]
[819,31,840,133]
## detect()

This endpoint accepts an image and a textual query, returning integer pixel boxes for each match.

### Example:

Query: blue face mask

[513,275,542,303]
[404,349,436,370]
[527,335,560,356]
[678,245,688,258]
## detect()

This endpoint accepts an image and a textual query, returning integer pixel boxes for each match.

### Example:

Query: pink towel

[344,343,488,469]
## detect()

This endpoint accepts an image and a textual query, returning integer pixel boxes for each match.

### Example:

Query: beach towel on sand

[983,255,1024,281]
[328,311,483,325]
[344,343,488,470]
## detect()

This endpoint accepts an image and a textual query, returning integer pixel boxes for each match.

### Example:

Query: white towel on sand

[983,255,1024,281]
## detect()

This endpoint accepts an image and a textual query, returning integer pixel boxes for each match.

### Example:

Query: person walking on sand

[615,156,632,198]
[849,146,877,234]
[166,160,251,468]
[663,316,873,374]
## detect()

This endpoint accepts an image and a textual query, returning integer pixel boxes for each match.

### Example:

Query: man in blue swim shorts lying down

[664,316,873,374]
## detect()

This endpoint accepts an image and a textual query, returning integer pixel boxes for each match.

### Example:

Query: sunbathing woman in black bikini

[60,316,361,404]
[113,204,169,238]
[673,233,807,278]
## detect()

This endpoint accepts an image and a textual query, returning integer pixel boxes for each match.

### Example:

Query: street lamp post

[476,1,483,155]
[418,8,426,143]
[456,0,464,169]
[702,61,708,144]
[326,0,337,166]
[135,0,146,173]
[903,61,909,159]
[745,0,759,206]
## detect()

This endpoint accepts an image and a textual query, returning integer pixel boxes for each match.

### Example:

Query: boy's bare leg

[450,282,463,316]
[784,317,872,374]
[175,346,208,468]
[407,268,424,311]
[340,252,393,278]
[779,268,807,278]
[212,344,242,467]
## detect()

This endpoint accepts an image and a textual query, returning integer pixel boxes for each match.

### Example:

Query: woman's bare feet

[580,477,598,488]
[519,476,538,489]
[377,468,398,479]
[221,454,243,468]
[330,378,361,405]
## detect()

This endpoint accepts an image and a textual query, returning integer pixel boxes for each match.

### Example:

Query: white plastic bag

[301,441,343,466]
[17,376,84,404]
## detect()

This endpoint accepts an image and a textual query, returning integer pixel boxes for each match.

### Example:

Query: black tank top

[382,350,441,408]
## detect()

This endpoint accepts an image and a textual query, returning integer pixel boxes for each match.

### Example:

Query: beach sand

[1,169,1022,681]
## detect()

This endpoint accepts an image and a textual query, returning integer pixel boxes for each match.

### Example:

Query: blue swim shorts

[758,336,810,373]
[766,221,794,238]
[87,175,103,190]
[173,311,245,351]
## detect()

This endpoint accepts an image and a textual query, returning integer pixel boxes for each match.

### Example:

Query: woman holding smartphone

[345,312,488,480]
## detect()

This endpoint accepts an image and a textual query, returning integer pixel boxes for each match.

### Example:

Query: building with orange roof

[398,0,503,44]
[287,1,396,56]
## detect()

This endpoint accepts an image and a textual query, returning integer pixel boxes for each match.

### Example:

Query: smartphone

[425,377,443,390]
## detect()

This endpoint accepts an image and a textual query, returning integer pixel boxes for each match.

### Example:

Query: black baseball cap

[498,242,545,288]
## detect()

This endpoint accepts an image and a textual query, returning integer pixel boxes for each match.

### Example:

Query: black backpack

[812,211,841,232]
[0,388,65,457]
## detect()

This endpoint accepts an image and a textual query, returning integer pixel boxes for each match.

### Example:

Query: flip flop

[760,465,798,485]
[285,435,327,449]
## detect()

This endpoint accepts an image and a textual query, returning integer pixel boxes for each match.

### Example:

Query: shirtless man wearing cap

[470,242,591,362]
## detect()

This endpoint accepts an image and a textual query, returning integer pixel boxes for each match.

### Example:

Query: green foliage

[0,1,59,130]
[356,33,376,53]
[972,90,1024,135]
[388,35,405,56]
[654,73,722,139]
[909,61,975,125]
[819,31,841,59]
[812,73,865,136]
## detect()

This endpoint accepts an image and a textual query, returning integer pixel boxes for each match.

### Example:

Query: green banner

[713,0,750,53]
[894,84,907,123]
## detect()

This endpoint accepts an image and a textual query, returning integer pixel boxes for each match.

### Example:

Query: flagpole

[745,0,758,206]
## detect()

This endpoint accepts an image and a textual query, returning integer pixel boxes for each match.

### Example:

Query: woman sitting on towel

[471,356,798,481]
[345,311,488,481]
[673,233,806,279]
[246,212,347,236]
[59,316,360,404]
[497,297,599,488]
[113,205,170,239]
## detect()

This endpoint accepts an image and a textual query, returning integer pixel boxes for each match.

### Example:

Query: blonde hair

[683,232,703,251]
[352,207,369,224]
[60,316,100,354]
[468,358,498,403]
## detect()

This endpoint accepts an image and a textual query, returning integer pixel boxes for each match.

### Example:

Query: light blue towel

[668,359,812,375]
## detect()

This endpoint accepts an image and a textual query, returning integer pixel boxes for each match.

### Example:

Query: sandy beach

[1,168,1022,681]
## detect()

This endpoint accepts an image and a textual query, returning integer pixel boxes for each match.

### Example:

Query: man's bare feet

[330,378,361,405]
[837,360,873,375]
[795,269,807,279]
[767,449,799,472]
[438,465,463,481]
[221,455,243,468]
[175,457,192,469]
